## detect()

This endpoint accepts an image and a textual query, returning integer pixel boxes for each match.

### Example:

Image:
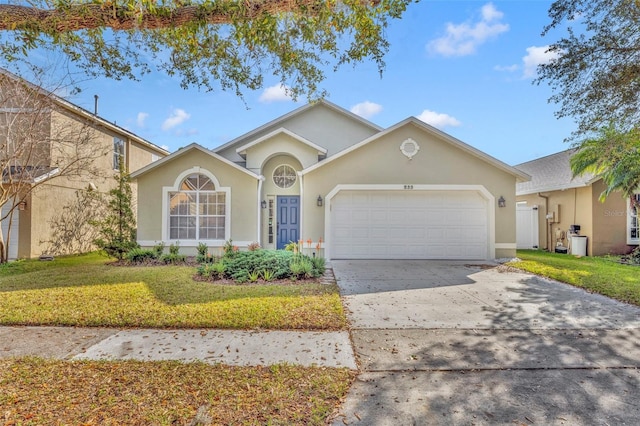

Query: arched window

[168,173,225,240]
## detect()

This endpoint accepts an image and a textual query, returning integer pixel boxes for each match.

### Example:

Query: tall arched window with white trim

[168,173,225,240]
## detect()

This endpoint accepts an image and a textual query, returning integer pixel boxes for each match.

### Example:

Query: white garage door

[1,203,19,261]
[330,190,488,260]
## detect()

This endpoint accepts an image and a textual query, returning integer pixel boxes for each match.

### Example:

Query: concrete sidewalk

[0,326,357,369]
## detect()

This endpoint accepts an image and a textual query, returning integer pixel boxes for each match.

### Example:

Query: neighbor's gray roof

[514,149,596,195]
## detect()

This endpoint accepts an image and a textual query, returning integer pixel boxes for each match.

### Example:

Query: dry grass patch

[0,358,356,425]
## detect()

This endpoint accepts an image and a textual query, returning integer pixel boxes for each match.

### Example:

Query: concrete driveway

[331,260,640,425]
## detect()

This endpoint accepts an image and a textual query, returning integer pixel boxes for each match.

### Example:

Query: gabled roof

[514,149,597,196]
[212,99,383,154]
[130,143,260,180]
[236,128,327,156]
[0,68,168,156]
[302,116,531,181]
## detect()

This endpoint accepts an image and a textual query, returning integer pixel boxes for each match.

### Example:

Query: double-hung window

[168,173,225,240]
[113,137,125,170]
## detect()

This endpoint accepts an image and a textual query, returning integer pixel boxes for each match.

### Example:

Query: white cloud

[136,112,149,128]
[427,2,509,57]
[161,108,190,131]
[415,110,461,129]
[175,128,199,137]
[522,45,561,79]
[494,64,519,72]
[350,101,383,119]
[259,84,293,103]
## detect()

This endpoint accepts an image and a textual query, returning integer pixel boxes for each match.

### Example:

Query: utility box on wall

[546,204,560,223]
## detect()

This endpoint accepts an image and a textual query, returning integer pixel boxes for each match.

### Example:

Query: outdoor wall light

[261,200,267,209]
[317,195,323,207]
[18,201,27,211]
[498,196,506,208]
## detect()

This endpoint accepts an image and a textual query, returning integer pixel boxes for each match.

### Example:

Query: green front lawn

[0,253,346,330]
[0,358,355,425]
[509,250,640,306]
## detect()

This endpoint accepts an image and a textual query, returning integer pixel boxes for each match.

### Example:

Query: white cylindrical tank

[571,236,587,256]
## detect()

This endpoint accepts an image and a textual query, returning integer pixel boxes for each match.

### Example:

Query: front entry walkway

[331,260,640,425]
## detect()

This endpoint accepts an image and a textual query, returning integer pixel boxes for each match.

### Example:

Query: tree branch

[0,1,322,33]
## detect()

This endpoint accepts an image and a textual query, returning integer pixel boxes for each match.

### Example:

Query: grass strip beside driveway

[0,358,355,425]
[509,250,640,306]
[0,253,346,330]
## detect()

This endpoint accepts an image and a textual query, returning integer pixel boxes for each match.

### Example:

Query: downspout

[257,176,264,246]
[538,192,550,251]
[298,171,304,248]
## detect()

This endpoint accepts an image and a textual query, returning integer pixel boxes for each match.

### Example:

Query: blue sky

[65,0,572,166]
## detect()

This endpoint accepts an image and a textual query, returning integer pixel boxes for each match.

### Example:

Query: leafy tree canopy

[570,124,640,203]
[0,0,414,98]
[537,0,640,140]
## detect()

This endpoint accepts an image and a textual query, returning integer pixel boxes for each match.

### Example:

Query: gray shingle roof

[514,149,596,195]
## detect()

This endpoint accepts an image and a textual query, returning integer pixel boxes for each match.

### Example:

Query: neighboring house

[0,70,168,260]
[132,100,528,260]
[514,149,639,256]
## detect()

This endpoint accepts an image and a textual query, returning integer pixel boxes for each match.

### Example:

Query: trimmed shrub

[197,261,226,279]
[209,250,324,282]
[126,248,157,263]
[153,241,165,257]
[160,253,186,264]
[290,258,314,279]
[168,242,180,255]
[311,256,326,275]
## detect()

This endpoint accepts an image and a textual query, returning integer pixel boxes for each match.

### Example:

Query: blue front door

[277,196,299,249]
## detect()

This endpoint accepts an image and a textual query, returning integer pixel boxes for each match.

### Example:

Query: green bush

[290,258,314,279]
[311,256,325,275]
[196,242,208,256]
[209,250,324,282]
[197,261,226,279]
[223,250,294,280]
[153,241,165,257]
[126,248,157,263]
[168,242,180,255]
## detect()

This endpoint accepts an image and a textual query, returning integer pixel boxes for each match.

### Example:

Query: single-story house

[131,100,529,260]
[514,149,639,256]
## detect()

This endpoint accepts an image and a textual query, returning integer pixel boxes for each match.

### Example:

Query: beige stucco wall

[128,140,164,173]
[302,122,518,259]
[517,187,593,255]
[135,148,259,254]
[216,103,380,164]
[517,182,633,256]
[591,180,633,255]
[243,133,320,173]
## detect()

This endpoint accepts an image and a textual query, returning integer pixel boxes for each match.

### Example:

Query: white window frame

[272,164,297,189]
[628,194,640,245]
[162,167,231,244]
[113,137,125,170]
